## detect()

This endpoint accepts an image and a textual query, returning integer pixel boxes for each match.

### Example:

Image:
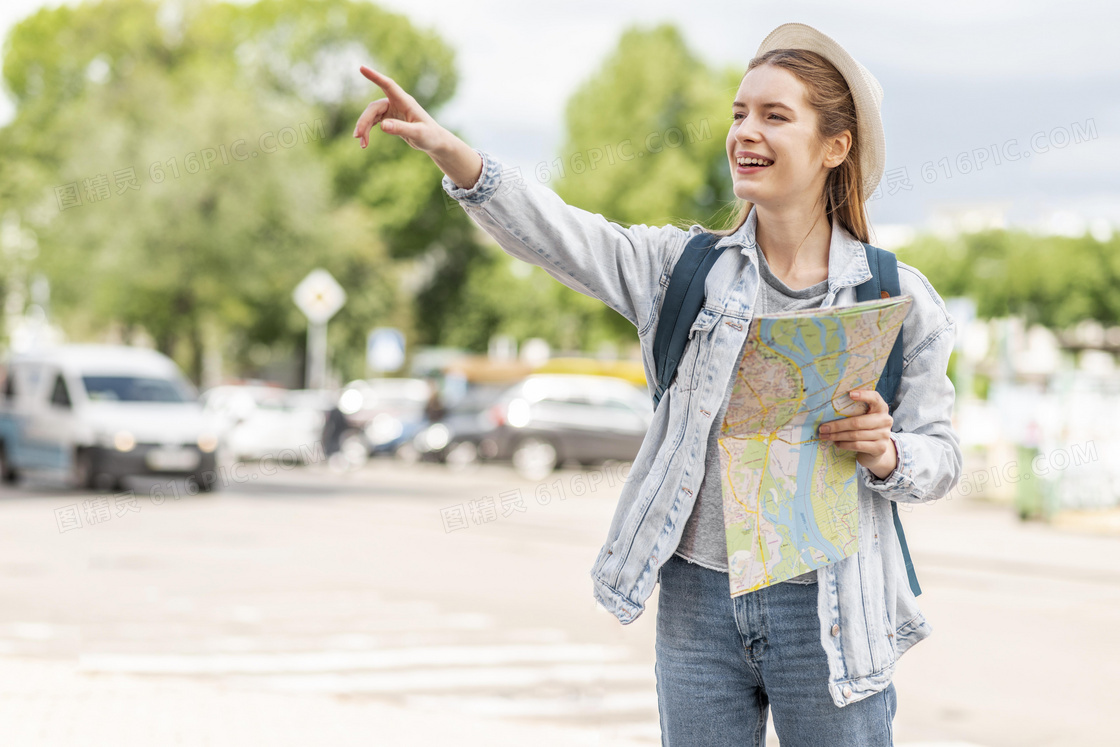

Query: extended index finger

[360,66,409,100]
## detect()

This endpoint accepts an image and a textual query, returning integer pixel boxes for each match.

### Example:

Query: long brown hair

[698,48,872,243]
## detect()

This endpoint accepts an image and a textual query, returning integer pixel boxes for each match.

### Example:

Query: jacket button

[842,685,852,698]
[831,623,840,637]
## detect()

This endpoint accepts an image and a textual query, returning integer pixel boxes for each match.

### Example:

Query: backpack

[651,231,922,598]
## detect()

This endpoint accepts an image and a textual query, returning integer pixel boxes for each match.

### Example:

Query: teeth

[737,157,773,166]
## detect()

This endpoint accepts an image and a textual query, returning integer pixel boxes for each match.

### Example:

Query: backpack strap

[856,242,922,598]
[855,244,905,412]
[652,232,723,411]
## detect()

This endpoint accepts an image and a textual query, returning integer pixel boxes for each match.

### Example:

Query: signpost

[293,269,346,390]
[367,327,405,373]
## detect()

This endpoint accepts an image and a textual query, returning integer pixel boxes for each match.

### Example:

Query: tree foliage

[555,23,738,228]
[458,23,744,349]
[0,0,480,382]
[896,229,1120,329]
[6,5,1101,385]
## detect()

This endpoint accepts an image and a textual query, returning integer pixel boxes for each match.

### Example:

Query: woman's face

[726,65,846,208]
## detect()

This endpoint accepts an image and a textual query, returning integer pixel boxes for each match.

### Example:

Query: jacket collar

[712,204,872,294]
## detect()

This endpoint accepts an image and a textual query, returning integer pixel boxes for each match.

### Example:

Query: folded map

[719,295,913,597]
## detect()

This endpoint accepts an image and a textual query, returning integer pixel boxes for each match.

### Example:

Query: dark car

[407,374,654,478]
[323,378,434,466]
[397,383,509,467]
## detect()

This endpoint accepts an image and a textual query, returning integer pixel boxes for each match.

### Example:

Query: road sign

[293,269,346,390]
[293,269,346,324]
[368,328,405,372]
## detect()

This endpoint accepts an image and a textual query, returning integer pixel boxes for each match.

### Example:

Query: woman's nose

[736,131,762,147]
[734,120,762,143]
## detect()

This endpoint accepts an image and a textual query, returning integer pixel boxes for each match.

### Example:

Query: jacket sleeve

[441,148,687,332]
[857,288,964,504]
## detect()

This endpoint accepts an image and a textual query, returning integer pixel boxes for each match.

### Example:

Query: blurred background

[0,1,1117,745]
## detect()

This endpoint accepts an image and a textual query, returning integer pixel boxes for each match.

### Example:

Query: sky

[2,0,1118,241]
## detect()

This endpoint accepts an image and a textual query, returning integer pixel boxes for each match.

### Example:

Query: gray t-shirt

[673,246,830,584]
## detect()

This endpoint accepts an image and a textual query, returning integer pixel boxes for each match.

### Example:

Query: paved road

[0,457,1117,746]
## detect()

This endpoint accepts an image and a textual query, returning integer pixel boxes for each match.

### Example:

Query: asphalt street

[0,457,1117,746]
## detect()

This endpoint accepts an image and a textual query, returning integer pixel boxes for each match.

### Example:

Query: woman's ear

[822,129,853,169]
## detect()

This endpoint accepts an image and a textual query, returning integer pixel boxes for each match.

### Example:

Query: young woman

[354,21,962,747]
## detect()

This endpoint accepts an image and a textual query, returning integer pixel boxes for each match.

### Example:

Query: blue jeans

[655,554,896,746]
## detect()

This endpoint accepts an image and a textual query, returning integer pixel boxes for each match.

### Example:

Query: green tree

[547,23,740,344]
[0,0,480,382]
[896,229,1120,329]
[438,243,621,354]
[418,23,746,355]
[556,23,737,228]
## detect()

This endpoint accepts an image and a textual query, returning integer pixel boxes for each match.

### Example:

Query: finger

[820,413,891,434]
[829,439,879,454]
[822,429,888,442]
[354,99,390,147]
[378,117,422,141]
[354,98,389,135]
[359,66,413,104]
[850,389,888,413]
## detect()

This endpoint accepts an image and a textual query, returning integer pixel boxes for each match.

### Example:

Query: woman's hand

[818,389,899,479]
[353,66,446,152]
[353,65,483,191]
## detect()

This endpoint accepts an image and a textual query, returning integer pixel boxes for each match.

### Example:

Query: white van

[0,344,222,491]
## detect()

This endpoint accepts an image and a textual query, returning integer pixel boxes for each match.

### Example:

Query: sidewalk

[3,461,1115,746]
[0,657,653,747]
[1048,506,1120,536]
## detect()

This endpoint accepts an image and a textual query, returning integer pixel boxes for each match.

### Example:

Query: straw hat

[754,22,886,198]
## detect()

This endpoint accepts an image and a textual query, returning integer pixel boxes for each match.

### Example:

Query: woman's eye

[730,113,786,122]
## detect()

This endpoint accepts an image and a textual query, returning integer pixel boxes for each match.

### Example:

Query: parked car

[334,378,434,459]
[199,384,326,463]
[400,382,509,468]
[0,344,221,491]
[408,374,654,478]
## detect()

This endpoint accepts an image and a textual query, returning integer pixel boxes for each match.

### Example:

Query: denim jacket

[442,149,963,708]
